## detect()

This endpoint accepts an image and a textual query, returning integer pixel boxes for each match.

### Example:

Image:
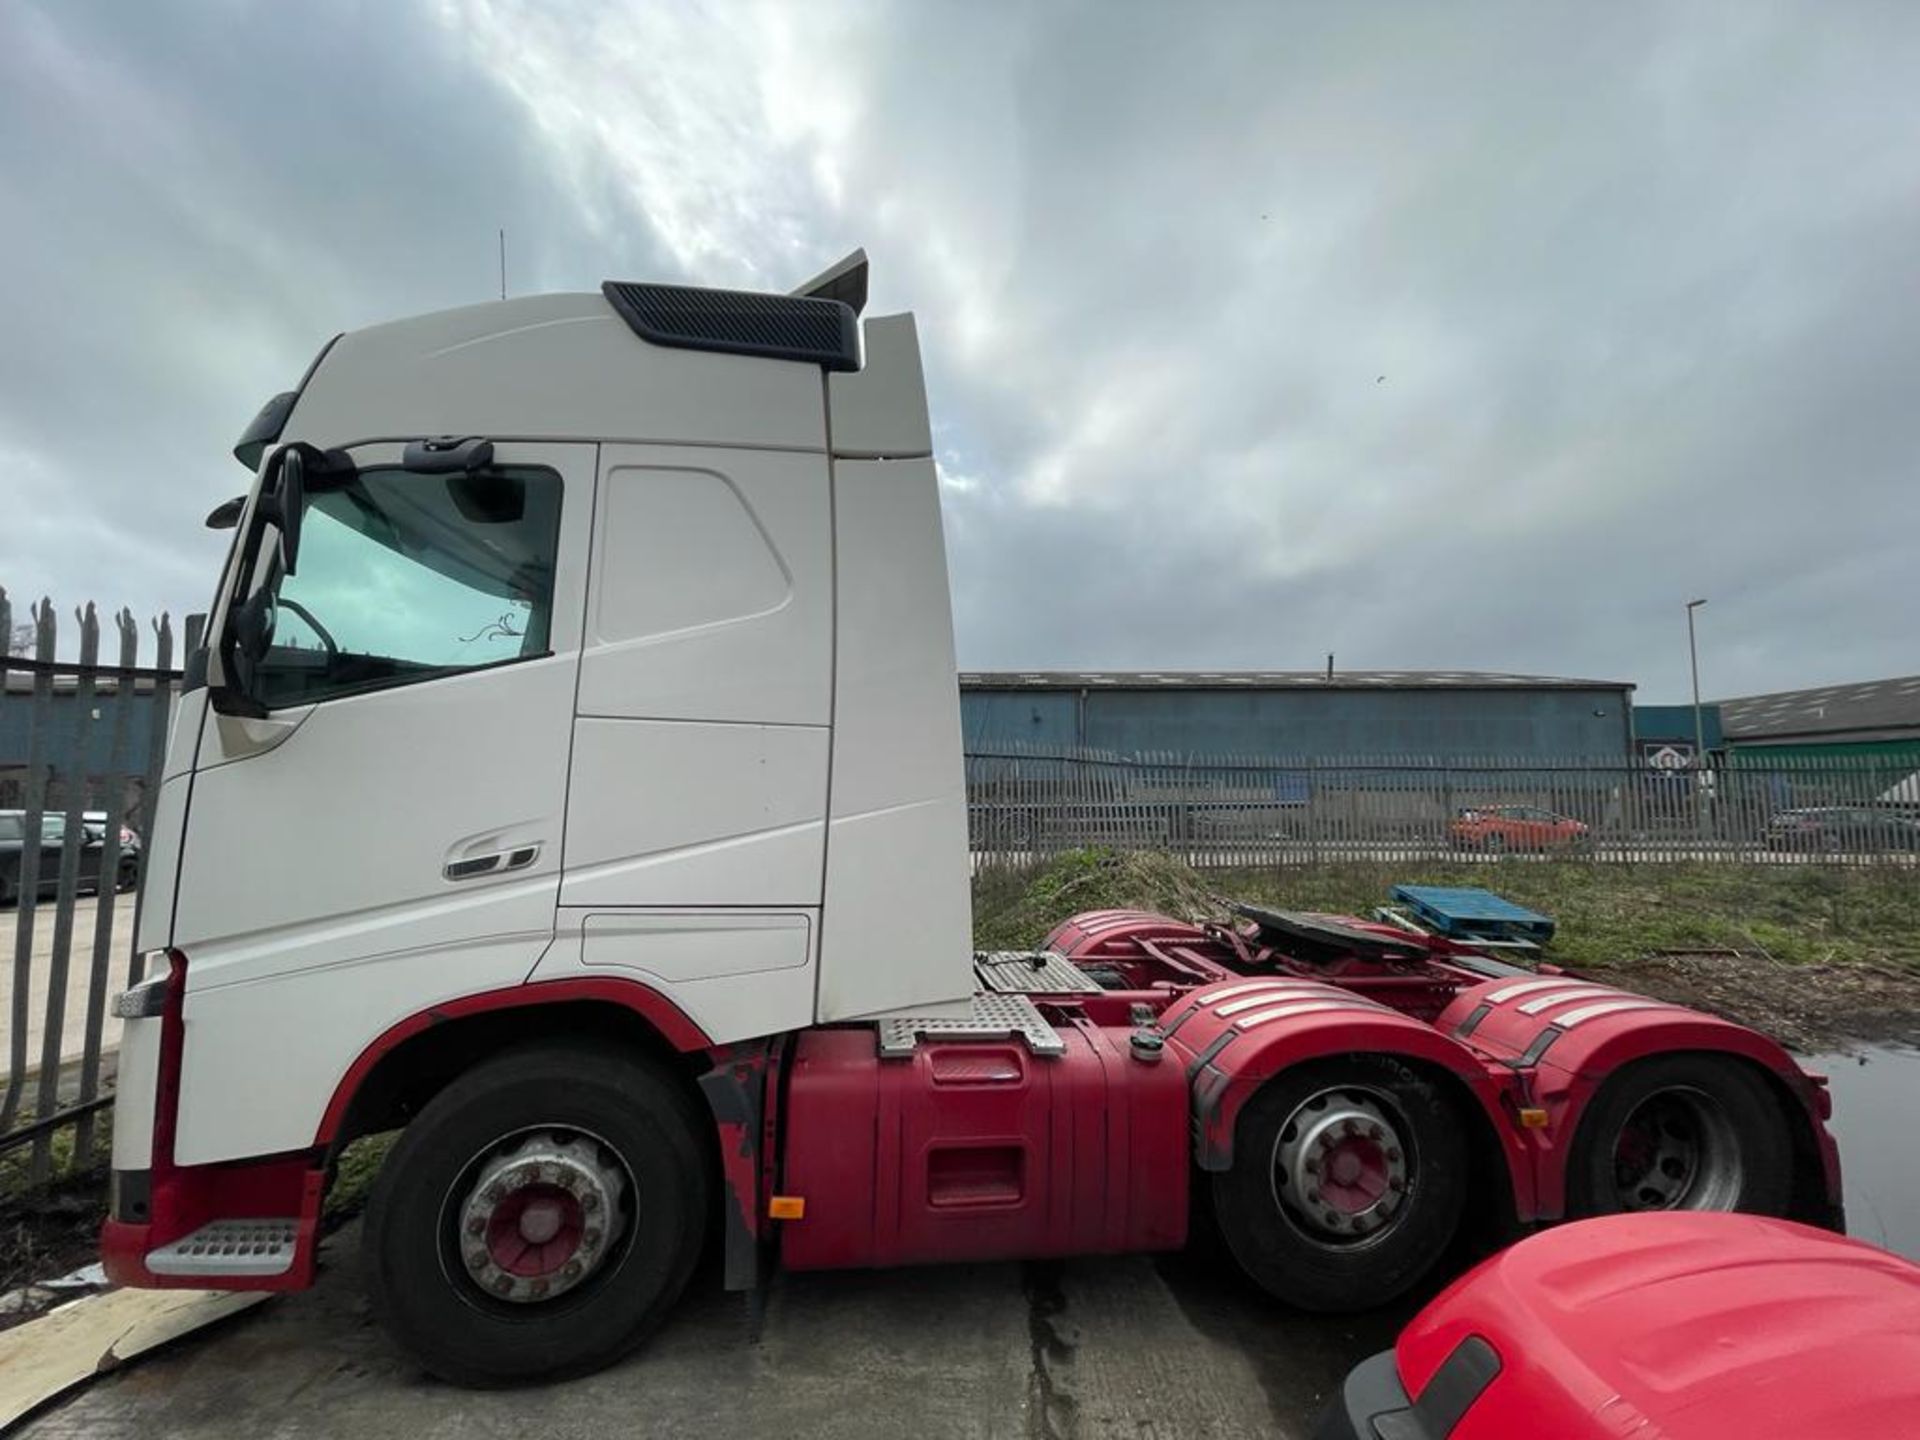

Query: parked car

[1318,1212,1920,1439]
[82,809,143,858]
[0,810,139,906]
[1448,805,1589,852]
[1764,806,1920,854]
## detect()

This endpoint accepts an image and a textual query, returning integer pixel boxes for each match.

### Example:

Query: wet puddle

[1810,1044,1920,1259]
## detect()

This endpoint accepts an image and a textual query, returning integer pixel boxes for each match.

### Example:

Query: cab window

[250,466,561,710]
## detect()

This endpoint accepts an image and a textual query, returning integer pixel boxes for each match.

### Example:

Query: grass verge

[972,849,1920,1049]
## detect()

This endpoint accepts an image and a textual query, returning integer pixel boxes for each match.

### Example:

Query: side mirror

[214,588,277,716]
[253,448,306,575]
[231,588,277,668]
[205,495,246,530]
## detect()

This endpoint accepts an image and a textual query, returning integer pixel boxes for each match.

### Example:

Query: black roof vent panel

[601,281,861,371]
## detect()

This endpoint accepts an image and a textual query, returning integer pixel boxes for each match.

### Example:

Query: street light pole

[1685,598,1710,844]
[1686,598,1708,766]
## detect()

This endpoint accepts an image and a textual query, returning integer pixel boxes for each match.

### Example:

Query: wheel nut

[483,1184,503,1205]
[1388,1177,1405,1193]
[582,1193,601,1213]
[583,1228,602,1248]
[493,1276,514,1295]
[466,1216,486,1237]
[1342,1119,1358,1136]
[1386,1148,1402,1163]
[1366,1124,1383,1140]
[530,1279,549,1298]
[1303,1157,1320,1175]
[1323,1211,1341,1228]
[467,1250,489,1271]
[1319,1133,1336,1150]
[1305,1188,1321,1205]
[563,1260,582,1280]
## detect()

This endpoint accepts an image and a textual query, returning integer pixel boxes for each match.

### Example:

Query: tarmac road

[18,1218,1417,1439]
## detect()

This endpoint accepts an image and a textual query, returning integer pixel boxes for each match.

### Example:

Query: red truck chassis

[104,903,1840,1333]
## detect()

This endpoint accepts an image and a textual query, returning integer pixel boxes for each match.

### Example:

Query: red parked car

[1318,1212,1920,1439]
[1449,805,1589,852]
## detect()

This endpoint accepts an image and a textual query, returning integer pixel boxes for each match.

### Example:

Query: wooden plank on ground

[0,1287,268,1433]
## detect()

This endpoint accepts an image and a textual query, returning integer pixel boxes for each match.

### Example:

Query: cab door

[166,441,593,1166]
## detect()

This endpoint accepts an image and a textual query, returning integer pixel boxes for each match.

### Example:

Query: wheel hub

[1273,1089,1409,1241]
[456,1132,629,1303]
[1610,1087,1742,1211]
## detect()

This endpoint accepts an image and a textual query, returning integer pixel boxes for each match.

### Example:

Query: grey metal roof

[958,670,1632,692]
[1718,674,1920,743]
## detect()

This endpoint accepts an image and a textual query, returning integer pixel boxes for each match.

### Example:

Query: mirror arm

[207,683,268,719]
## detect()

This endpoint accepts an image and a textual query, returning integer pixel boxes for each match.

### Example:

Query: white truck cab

[117,253,972,1165]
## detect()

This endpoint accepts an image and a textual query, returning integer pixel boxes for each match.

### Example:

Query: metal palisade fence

[1,589,185,1186]
[966,742,1920,866]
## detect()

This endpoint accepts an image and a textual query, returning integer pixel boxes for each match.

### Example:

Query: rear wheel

[1566,1055,1792,1217]
[1211,1055,1468,1313]
[363,1042,709,1386]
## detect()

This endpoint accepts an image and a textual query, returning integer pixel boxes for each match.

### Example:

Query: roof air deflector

[600,280,861,371]
[791,248,869,316]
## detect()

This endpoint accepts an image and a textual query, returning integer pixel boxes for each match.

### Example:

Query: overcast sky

[2,1,1915,702]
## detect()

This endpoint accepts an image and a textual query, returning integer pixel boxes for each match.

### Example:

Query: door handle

[444,844,541,882]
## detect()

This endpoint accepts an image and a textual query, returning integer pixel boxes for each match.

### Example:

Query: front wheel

[362,1042,710,1386]
[1566,1054,1792,1217]
[1210,1055,1468,1313]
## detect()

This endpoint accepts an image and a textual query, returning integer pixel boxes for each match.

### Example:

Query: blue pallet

[1391,885,1556,944]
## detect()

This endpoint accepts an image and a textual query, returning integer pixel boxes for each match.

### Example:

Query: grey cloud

[2,0,1915,704]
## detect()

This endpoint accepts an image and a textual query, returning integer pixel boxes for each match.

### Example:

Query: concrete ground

[2,892,138,1072]
[18,1220,1414,1439]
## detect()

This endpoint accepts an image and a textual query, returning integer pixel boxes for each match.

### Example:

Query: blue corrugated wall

[962,685,1632,758]
[0,687,169,773]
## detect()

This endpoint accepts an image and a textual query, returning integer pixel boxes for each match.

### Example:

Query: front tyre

[1566,1054,1792,1217]
[363,1042,709,1386]
[1211,1055,1468,1313]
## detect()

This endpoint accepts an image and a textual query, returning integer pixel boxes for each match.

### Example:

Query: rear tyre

[1211,1055,1469,1313]
[1566,1054,1792,1218]
[363,1042,709,1386]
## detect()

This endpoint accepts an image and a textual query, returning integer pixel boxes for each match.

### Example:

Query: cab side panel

[815,454,974,1022]
[552,443,833,1041]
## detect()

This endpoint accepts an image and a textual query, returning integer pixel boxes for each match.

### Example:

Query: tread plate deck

[973,950,1103,995]
[877,993,1066,1058]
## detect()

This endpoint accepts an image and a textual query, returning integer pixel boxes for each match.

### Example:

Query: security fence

[966,743,1920,866]
[1,589,183,1187]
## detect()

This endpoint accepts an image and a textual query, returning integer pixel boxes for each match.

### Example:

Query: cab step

[146,1220,299,1277]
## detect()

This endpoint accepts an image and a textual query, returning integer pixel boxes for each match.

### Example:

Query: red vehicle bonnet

[1398,1213,1920,1439]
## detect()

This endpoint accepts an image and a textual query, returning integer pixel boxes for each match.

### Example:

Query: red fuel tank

[778,1021,1189,1271]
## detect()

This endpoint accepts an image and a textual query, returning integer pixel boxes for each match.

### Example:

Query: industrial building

[959,670,1635,761]
[1718,674,1920,762]
[1630,703,1725,769]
